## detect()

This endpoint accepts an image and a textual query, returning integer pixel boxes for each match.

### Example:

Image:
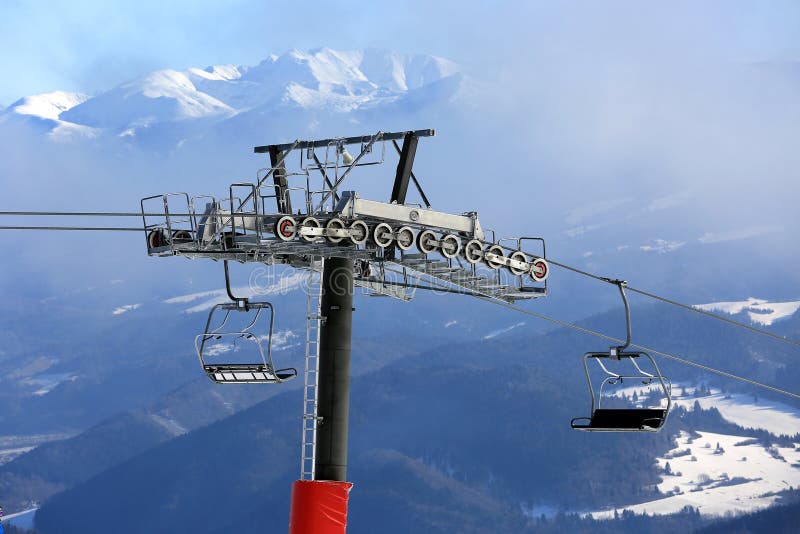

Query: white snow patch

[483,322,526,340]
[112,303,141,315]
[8,91,90,120]
[694,297,800,326]
[673,388,800,437]
[187,64,243,81]
[609,384,800,436]
[19,373,77,396]
[590,430,800,518]
[0,446,36,466]
[149,413,187,436]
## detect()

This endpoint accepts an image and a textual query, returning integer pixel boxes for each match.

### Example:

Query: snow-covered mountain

[1,91,98,140]
[2,48,462,140]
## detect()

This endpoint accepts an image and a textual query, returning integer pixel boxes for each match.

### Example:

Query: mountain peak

[5,48,462,141]
[8,91,91,121]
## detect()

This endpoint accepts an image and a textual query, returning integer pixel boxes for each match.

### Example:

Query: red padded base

[289,480,354,534]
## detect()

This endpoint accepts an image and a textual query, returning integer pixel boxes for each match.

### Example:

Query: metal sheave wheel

[299,216,321,243]
[373,222,394,248]
[485,244,505,270]
[147,228,169,248]
[440,234,461,259]
[463,239,484,264]
[396,226,415,251]
[417,229,438,254]
[325,218,346,244]
[275,216,297,241]
[348,220,369,245]
[529,257,549,282]
[508,251,529,276]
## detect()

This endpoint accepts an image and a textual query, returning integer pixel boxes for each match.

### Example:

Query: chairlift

[571,281,671,432]
[194,261,297,384]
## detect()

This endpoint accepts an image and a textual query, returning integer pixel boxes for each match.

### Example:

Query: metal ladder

[300,258,324,480]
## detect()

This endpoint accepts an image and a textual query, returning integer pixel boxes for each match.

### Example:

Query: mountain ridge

[1,48,462,140]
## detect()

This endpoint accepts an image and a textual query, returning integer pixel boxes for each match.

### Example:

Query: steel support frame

[269,146,292,214]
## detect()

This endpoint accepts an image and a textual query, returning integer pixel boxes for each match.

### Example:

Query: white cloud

[646,190,692,212]
[698,226,778,244]
[271,330,299,351]
[639,239,686,254]
[165,272,307,313]
[565,224,602,238]
[564,197,633,225]
[112,303,141,315]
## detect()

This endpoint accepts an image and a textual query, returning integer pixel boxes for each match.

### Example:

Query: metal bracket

[224,260,249,310]
[609,279,630,357]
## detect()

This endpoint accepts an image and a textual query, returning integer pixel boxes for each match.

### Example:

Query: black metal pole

[314,257,354,481]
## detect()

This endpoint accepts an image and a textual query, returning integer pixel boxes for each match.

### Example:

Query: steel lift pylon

[141,129,552,533]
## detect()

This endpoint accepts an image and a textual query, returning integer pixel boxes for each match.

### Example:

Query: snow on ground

[2,507,38,530]
[591,430,800,518]
[673,388,800,437]
[8,91,90,120]
[0,446,36,465]
[112,303,141,315]
[694,297,800,326]
[609,384,800,437]
[149,414,188,436]
[19,372,77,396]
[0,433,72,466]
[483,321,526,340]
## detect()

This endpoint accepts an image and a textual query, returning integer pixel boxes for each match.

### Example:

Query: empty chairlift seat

[570,351,672,432]
[195,301,297,384]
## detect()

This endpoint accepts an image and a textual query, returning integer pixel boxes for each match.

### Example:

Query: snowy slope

[695,297,800,326]
[2,91,99,140]
[586,385,800,519]
[591,430,800,518]
[673,387,800,437]
[61,69,235,133]
[610,384,800,437]
[7,91,90,121]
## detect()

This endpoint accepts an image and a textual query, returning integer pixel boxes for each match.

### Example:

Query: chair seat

[573,408,666,431]
[204,364,297,384]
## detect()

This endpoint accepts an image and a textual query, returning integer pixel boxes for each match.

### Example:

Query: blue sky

[1,1,798,105]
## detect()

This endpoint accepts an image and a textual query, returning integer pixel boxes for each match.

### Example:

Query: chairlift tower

[141,129,551,532]
[4,126,794,530]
